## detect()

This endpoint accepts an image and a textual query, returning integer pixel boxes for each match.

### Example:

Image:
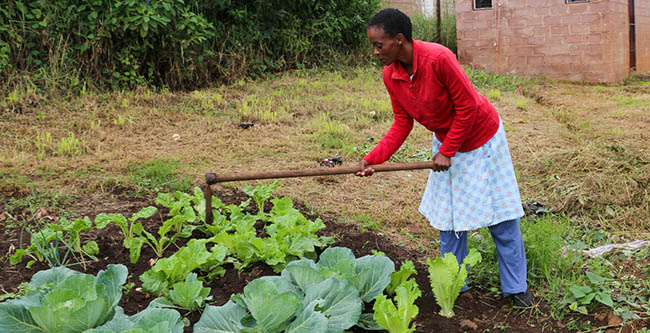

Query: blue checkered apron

[418,121,524,231]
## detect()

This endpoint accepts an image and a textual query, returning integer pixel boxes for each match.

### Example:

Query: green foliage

[466,67,528,91]
[426,248,482,318]
[373,279,421,333]
[128,159,191,195]
[410,3,457,54]
[386,261,417,296]
[195,247,395,332]
[168,273,212,312]
[85,304,184,333]
[10,216,98,268]
[516,99,528,110]
[0,264,128,332]
[486,89,501,101]
[562,272,614,315]
[94,206,158,264]
[0,0,381,93]
[140,239,228,297]
[243,180,279,214]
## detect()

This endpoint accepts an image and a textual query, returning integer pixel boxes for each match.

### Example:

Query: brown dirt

[1,187,648,332]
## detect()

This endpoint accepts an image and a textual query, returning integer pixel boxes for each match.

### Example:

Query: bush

[0,0,380,93]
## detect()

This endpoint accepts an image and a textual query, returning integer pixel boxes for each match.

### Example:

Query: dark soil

[1,187,648,332]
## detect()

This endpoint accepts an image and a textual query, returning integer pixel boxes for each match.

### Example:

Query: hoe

[203,161,435,224]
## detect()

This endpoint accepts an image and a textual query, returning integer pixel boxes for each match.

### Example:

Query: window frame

[473,0,493,10]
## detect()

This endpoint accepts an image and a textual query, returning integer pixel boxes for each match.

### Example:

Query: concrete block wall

[456,0,634,83]
[637,0,650,72]
[384,0,421,16]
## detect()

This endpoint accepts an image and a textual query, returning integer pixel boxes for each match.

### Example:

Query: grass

[127,159,192,196]
[1,66,650,328]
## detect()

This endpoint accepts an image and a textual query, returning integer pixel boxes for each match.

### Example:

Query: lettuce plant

[0,264,127,332]
[426,248,482,318]
[140,239,228,296]
[386,260,417,296]
[195,247,395,332]
[373,279,421,333]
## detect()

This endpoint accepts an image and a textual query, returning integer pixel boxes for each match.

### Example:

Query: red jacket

[363,40,500,164]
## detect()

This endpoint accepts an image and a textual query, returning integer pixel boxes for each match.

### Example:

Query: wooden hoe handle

[203,160,435,224]
[204,160,435,184]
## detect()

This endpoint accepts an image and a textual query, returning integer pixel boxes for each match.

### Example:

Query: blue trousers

[439,218,528,295]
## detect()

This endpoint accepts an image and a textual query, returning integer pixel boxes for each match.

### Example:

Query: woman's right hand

[356,160,375,177]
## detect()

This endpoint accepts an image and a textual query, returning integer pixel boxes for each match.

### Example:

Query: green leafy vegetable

[243,180,278,215]
[9,217,97,268]
[0,264,128,332]
[374,279,421,333]
[194,247,395,332]
[426,248,482,318]
[94,206,157,264]
[84,302,184,333]
[386,261,416,296]
[168,273,212,312]
[140,239,227,296]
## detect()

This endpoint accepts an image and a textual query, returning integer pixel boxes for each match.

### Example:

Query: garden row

[1,182,480,332]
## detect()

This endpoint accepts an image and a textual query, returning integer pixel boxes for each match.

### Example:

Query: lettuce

[373,279,421,333]
[426,248,482,318]
[0,264,127,332]
[386,261,416,296]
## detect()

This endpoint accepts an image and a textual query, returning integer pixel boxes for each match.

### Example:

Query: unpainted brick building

[456,0,649,82]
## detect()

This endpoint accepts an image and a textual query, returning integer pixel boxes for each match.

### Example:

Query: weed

[487,89,501,101]
[516,99,528,111]
[127,159,192,195]
[55,132,84,157]
[312,113,353,152]
[353,214,383,231]
[33,131,84,157]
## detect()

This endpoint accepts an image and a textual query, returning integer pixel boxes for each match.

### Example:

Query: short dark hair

[368,8,413,42]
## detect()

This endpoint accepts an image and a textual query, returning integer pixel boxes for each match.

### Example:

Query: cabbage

[0,264,127,332]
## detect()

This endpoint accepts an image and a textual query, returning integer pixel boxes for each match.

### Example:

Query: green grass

[127,159,192,196]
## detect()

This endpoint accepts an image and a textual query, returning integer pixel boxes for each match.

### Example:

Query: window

[474,0,493,10]
[566,0,589,3]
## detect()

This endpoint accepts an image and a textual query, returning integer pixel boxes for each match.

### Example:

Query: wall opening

[473,0,492,10]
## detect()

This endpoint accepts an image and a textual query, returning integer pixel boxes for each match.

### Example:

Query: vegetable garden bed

[0,185,646,332]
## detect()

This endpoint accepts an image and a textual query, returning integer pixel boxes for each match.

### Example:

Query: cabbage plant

[85,303,184,333]
[194,247,395,332]
[0,264,127,332]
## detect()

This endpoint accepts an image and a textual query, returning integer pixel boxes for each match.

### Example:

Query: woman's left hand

[432,152,451,172]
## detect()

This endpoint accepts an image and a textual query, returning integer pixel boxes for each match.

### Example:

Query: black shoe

[512,289,533,307]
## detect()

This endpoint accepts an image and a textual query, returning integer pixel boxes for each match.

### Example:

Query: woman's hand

[356,160,375,177]
[432,152,451,172]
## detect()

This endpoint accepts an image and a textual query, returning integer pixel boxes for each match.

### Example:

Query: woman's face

[367,26,401,65]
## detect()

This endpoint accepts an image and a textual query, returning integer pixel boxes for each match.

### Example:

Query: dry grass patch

[2,68,649,255]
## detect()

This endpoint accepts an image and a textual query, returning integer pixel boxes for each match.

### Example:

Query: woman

[356,8,532,307]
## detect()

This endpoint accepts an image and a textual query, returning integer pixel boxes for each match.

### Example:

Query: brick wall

[383,0,456,17]
[637,0,650,72]
[456,0,636,83]
[384,0,421,16]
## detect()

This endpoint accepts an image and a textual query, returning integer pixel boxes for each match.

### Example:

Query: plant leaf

[235,277,301,332]
[285,300,328,333]
[302,278,362,331]
[194,300,247,333]
[351,254,395,302]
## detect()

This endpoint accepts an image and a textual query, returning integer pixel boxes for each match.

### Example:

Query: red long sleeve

[364,40,499,163]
